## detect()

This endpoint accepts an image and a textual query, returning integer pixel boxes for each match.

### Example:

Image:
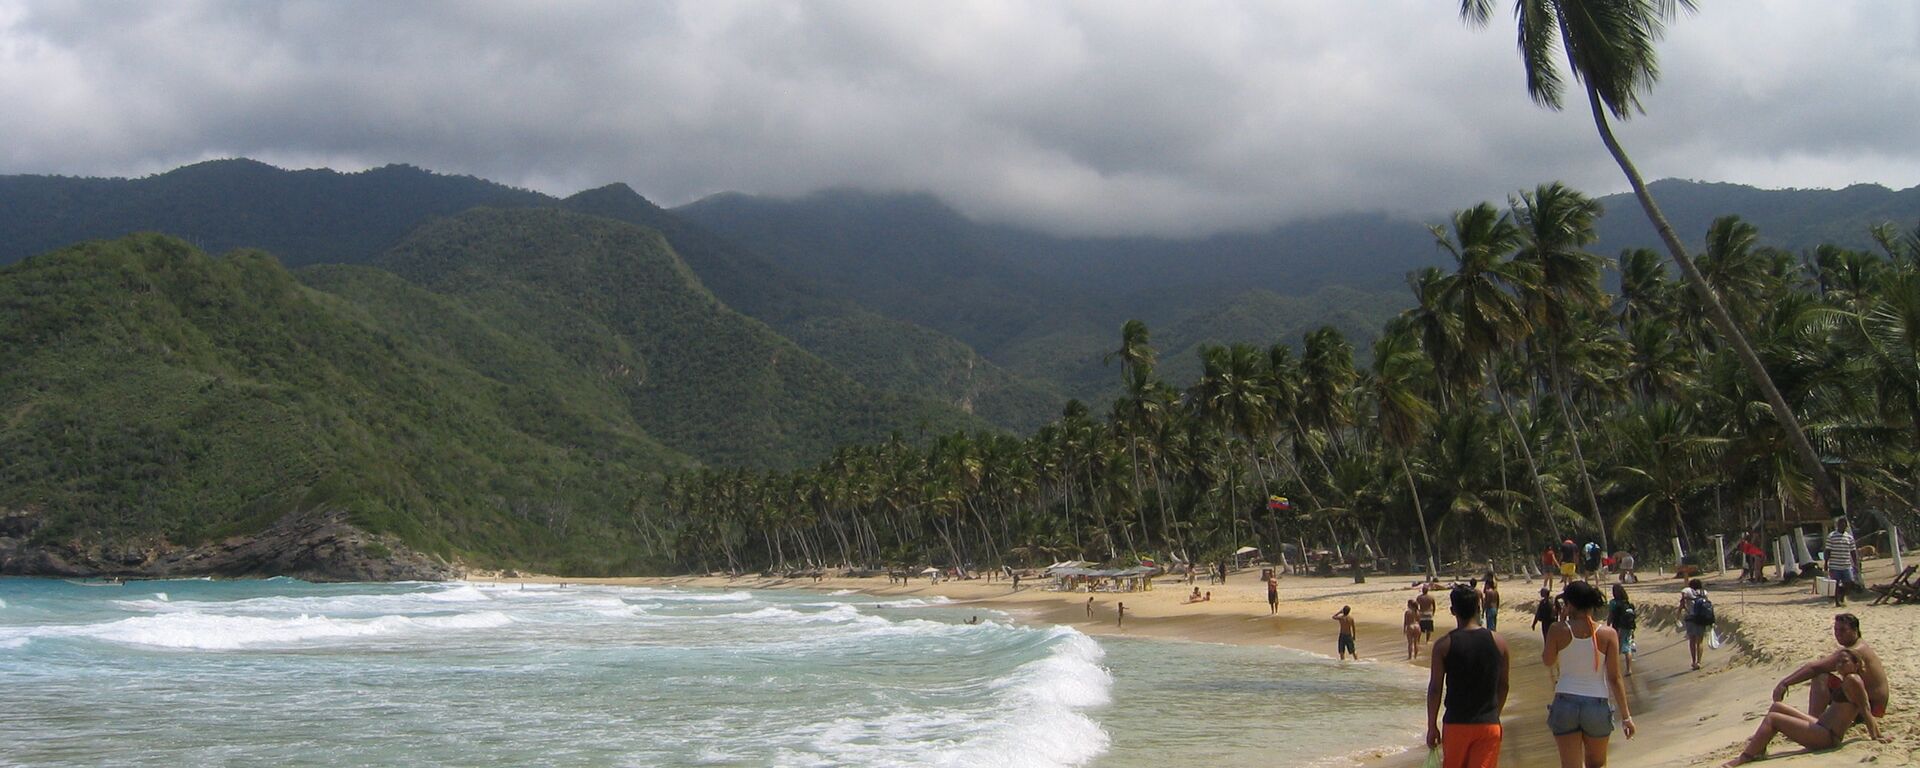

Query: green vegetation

[0,162,1064,433]
[0,213,982,573]
[0,234,685,572]
[665,186,1920,579]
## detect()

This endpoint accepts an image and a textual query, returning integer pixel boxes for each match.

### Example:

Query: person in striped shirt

[1825,518,1857,607]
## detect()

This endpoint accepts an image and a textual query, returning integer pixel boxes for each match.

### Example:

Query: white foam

[422,585,490,602]
[68,609,513,650]
[655,590,753,603]
[153,592,168,602]
[794,626,1113,768]
[0,597,8,608]
[869,596,951,608]
[828,589,858,596]
[0,637,25,649]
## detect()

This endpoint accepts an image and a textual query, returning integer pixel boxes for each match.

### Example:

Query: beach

[492,556,1920,767]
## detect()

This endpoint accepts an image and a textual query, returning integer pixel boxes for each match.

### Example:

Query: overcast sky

[3,1,1916,236]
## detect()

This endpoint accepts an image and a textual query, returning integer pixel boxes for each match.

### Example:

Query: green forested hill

[0,217,984,574]
[0,234,690,574]
[0,159,552,267]
[1593,180,1920,256]
[560,184,1062,431]
[0,161,1063,432]
[370,207,982,468]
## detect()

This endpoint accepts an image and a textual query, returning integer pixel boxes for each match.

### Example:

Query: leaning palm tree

[1460,0,1842,515]
[1369,320,1440,578]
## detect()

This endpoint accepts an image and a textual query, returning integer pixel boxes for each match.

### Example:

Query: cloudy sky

[3,1,1915,236]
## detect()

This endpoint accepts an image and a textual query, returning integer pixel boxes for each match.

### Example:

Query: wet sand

[481,556,1919,766]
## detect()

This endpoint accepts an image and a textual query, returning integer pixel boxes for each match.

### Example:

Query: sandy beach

[482,556,1918,767]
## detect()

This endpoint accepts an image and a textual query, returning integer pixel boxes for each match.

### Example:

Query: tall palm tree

[1460,0,1841,515]
[1369,321,1440,577]
[1512,182,1612,552]
[1432,204,1562,541]
[1107,320,1161,556]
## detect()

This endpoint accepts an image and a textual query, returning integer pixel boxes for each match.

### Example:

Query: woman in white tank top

[1544,580,1635,766]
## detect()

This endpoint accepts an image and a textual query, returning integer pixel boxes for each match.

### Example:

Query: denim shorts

[1547,693,1614,737]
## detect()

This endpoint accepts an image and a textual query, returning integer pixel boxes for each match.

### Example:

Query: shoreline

[478,559,1918,767]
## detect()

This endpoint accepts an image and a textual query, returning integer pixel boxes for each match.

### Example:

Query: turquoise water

[0,579,1421,767]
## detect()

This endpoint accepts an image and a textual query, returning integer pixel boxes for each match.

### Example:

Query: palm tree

[1369,320,1440,577]
[1511,182,1613,553]
[1460,0,1842,515]
[1107,320,1161,557]
[1432,203,1562,541]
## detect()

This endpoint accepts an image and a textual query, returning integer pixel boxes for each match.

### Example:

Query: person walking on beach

[1680,578,1713,670]
[1770,613,1888,725]
[1606,584,1637,678]
[1481,574,1501,632]
[1404,599,1423,660]
[1333,606,1358,660]
[1530,587,1556,643]
[1425,584,1510,768]
[1557,539,1579,587]
[1824,518,1857,607]
[1541,545,1559,591]
[1267,574,1280,615]
[1544,581,1635,767]
[1724,649,1886,765]
[1416,584,1437,642]
[1086,596,1094,619]
[1116,602,1125,628]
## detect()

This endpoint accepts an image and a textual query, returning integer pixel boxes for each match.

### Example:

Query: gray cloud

[2,0,1914,236]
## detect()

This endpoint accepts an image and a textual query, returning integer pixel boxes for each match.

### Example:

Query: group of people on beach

[1541,539,1637,588]
[1389,562,1893,768]
[1420,576,1633,768]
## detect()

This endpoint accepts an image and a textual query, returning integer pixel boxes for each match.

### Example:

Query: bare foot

[1722,750,1763,766]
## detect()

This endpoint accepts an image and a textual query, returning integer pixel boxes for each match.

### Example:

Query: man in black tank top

[1427,584,1511,767]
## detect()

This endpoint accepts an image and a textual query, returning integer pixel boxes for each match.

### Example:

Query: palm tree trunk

[1548,345,1609,553]
[1585,84,1839,515]
[1401,453,1437,579]
[1489,365,1564,542]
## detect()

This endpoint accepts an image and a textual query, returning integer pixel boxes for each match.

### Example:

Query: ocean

[0,578,1423,767]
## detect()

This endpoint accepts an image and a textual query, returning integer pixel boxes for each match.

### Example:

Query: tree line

[657,185,1920,577]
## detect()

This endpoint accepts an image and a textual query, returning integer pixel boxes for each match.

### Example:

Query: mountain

[560,184,1061,430]
[675,190,1427,395]
[0,159,551,267]
[0,234,691,577]
[367,207,981,468]
[1592,180,1920,257]
[0,211,989,577]
[0,160,1062,431]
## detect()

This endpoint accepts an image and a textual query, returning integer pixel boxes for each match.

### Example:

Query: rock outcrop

[0,507,455,582]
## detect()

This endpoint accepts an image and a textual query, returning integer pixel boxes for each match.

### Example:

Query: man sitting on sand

[1770,614,1888,724]
[1426,584,1510,768]
[1725,649,1886,765]
[1332,606,1358,660]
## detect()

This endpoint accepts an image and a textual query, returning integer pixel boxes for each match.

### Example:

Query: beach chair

[1868,565,1918,606]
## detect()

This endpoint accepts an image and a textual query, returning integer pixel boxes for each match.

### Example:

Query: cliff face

[0,507,456,582]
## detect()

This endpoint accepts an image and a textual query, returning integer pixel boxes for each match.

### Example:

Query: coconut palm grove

[663,194,1920,576]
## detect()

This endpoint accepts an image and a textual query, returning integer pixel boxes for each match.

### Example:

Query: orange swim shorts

[1441,723,1503,768]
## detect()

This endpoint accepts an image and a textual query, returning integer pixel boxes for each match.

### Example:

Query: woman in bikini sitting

[1724,649,1887,765]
